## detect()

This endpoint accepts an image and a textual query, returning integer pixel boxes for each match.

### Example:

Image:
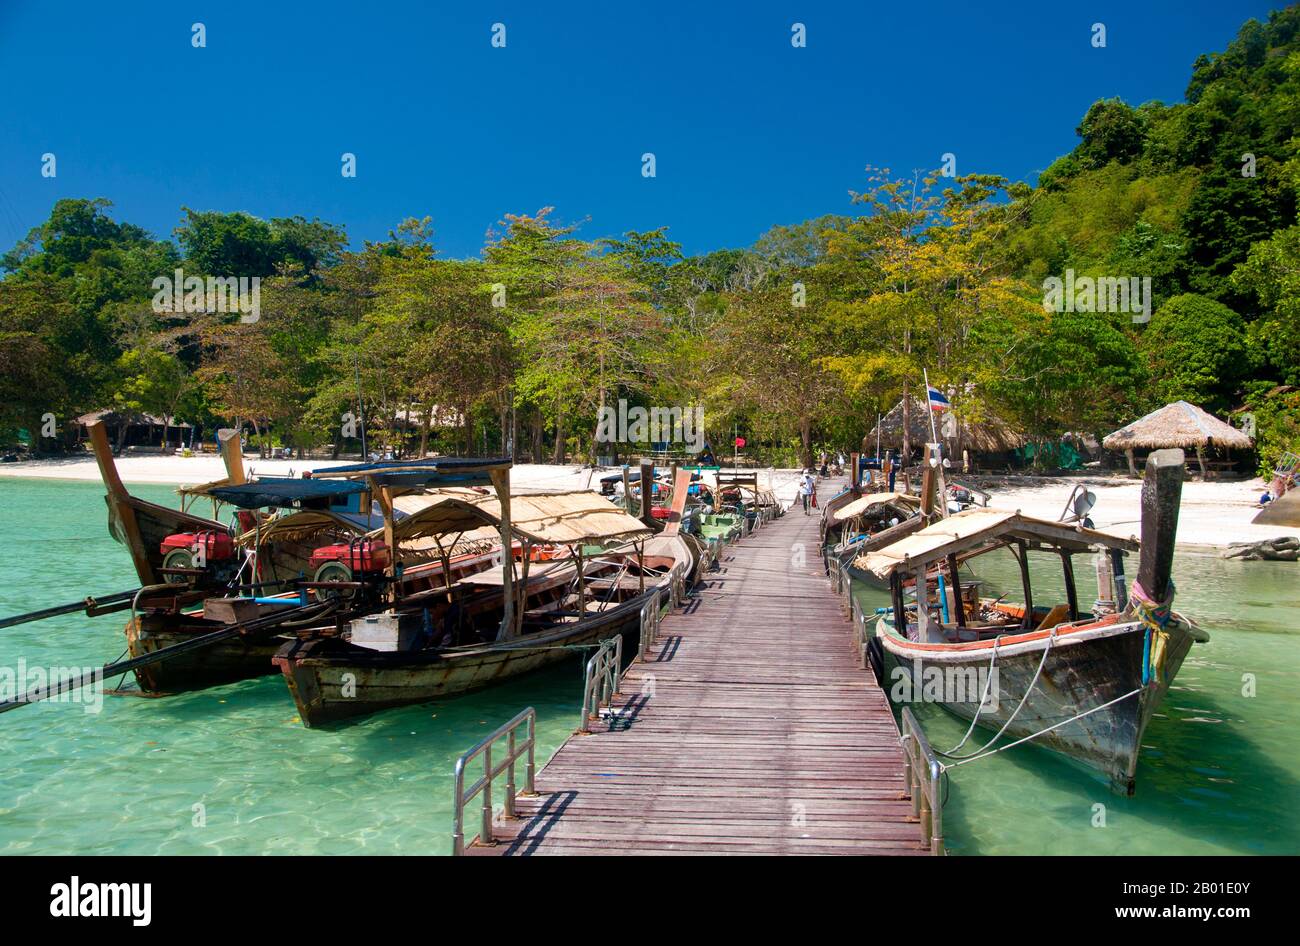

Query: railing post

[452,761,467,857]
[451,708,538,854]
[525,713,536,794]
[898,708,945,855]
[504,728,517,819]
[580,656,594,733]
[614,635,623,696]
[918,773,932,840]
[930,761,944,856]
[481,743,494,846]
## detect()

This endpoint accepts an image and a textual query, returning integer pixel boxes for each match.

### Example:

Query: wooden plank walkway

[474,483,927,855]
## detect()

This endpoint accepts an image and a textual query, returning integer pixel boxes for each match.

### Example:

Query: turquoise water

[2,478,1296,855]
[855,546,1300,855]
[0,479,585,855]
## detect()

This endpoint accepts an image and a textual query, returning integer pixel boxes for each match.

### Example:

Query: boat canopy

[208,478,367,510]
[857,508,1138,580]
[309,456,511,488]
[243,509,377,544]
[391,488,489,516]
[176,476,240,499]
[390,490,653,547]
[832,491,921,523]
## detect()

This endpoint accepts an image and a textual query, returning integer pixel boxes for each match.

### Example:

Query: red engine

[309,540,390,573]
[159,530,238,585]
[160,531,236,560]
[650,507,672,520]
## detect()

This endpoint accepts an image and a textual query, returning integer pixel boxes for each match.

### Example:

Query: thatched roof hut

[1103,401,1252,476]
[865,396,1025,456]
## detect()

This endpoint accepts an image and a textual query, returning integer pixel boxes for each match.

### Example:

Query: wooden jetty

[466,481,931,855]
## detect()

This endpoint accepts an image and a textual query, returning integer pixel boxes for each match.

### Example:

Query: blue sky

[0,1,1281,259]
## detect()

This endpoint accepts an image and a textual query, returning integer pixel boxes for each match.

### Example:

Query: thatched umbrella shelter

[864,396,1025,466]
[1102,400,1252,477]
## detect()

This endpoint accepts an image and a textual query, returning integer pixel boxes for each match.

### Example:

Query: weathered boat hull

[838,545,888,589]
[877,616,1202,794]
[275,590,663,726]
[1253,488,1300,527]
[126,614,284,693]
[122,547,506,694]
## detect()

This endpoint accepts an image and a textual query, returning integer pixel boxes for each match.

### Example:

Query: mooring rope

[941,686,1144,770]
[934,633,1004,756]
[936,624,1061,761]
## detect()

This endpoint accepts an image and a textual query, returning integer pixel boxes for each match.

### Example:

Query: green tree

[1140,293,1250,411]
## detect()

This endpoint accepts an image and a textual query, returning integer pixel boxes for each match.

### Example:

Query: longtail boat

[863,448,1207,794]
[87,420,252,590]
[273,484,693,726]
[87,429,519,693]
[827,491,923,583]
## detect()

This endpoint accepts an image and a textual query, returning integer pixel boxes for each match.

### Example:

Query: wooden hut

[864,396,1025,470]
[75,409,192,451]
[1102,400,1252,478]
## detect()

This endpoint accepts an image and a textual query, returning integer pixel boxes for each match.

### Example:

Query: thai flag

[926,384,949,412]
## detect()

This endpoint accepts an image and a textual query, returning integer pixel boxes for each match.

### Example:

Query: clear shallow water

[0,479,586,855]
[2,478,1296,855]
[855,544,1300,855]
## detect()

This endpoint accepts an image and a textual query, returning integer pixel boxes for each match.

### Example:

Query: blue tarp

[208,478,366,509]
[317,456,511,487]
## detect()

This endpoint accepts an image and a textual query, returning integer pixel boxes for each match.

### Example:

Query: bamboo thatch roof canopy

[391,490,653,546]
[856,508,1138,580]
[1102,401,1252,452]
[865,396,1026,453]
[832,492,921,523]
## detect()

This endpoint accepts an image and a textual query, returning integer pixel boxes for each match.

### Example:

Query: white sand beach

[0,454,807,513]
[0,454,1290,549]
[977,475,1293,549]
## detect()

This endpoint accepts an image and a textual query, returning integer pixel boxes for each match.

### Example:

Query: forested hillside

[2,7,1296,471]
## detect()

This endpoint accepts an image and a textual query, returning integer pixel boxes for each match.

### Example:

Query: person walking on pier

[799,469,816,515]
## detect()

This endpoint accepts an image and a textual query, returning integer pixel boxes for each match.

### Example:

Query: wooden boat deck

[472,481,928,855]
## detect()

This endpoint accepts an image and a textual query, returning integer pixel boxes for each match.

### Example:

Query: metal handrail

[579,636,623,733]
[840,559,853,612]
[899,707,944,855]
[451,707,537,855]
[639,594,662,659]
[851,594,870,668]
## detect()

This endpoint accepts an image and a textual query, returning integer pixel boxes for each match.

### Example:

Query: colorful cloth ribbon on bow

[1130,577,1176,687]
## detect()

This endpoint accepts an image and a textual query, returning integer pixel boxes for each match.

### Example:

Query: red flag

[734,436,746,448]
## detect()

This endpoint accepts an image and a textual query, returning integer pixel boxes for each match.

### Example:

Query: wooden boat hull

[1253,488,1300,526]
[122,548,507,694]
[876,615,1202,794]
[836,544,888,589]
[126,614,283,693]
[698,514,742,546]
[275,589,663,726]
[819,487,856,542]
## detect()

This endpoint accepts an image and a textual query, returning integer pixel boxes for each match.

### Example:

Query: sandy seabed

[0,454,1291,549]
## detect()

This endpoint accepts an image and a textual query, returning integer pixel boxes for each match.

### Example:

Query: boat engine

[159,530,239,585]
[308,539,390,599]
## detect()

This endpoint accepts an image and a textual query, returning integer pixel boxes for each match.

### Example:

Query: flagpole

[922,368,940,445]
